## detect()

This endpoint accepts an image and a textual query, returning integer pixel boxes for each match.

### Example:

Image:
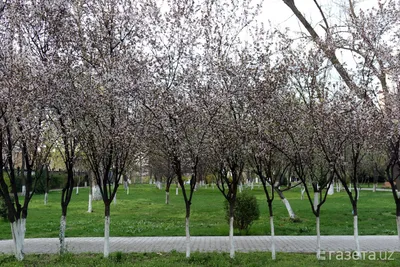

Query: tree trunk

[175,187,178,195]
[270,216,276,260]
[44,192,48,205]
[59,215,66,254]
[21,185,26,197]
[354,215,360,256]
[397,215,400,240]
[11,219,26,261]
[316,216,321,259]
[282,198,295,219]
[165,191,170,204]
[301,187,305,200]
[185,216,190,258]
[373,183,377,192]
[229,216,235,259]
[104,215,110,258]
[88,183,93,212]
[113,193,117,205]
[88,194,93,212]
[313,192,319,211]
[328,183,334,195]
[276,189,295,219]
[76,185,79,195]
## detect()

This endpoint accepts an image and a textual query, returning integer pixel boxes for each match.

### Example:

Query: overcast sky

[260,0,378,34]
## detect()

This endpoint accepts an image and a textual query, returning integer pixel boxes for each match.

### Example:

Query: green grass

[0,184,398,240]
[0,252,399,267]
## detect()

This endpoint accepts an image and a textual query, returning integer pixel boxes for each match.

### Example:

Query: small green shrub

[225,190,260,234]
[0,196,7,221]
[111,251,123,263]
[0,194,13,221]
[290,217,302,223]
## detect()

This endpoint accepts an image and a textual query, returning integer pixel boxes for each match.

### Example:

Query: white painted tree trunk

[76,186,79,195]
[270,216,276,260]
[11,219,26,261]
[185,217,190,258]
[165,192,169,204]
[59,215,66,254]
[176,187,178,195]
[349,183,352,192]
[88,194,92,213]
[21,185,26,197]
[229,216,235,258]
[301,188,305,200]
[397,216,400,240]
[313,192,319,211]
[44,193,48,205]
[92,185,102,200]
[354,215,360,256]
[239,184,242,193]
[356,187,360,200]
[251,182,254,190]
[104,215,110,258]
[127,186,129,195]
[316,216,321,259]
[328,183,334,195]
[282,198,295,219]
[113,193,117,205]
[373,183,377,192]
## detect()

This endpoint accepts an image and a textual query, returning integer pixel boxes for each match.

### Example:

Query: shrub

[225,190,260,234]
[0,196,7,221]
[0,194,13,221]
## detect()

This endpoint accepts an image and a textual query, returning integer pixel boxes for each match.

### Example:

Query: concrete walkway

[0,236,399,254]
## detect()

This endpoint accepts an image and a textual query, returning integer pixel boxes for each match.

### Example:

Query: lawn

[0,252,399,267]
[0,184,398,240]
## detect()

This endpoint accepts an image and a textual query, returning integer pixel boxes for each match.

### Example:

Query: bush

[225,190,260,234]
[34,171,68,194]
[0,196,7,221]
[0,194,13,221]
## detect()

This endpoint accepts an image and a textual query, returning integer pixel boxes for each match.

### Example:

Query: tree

[274,44,341,259]
[202,0,262,258]
[380,90,400,239]
[140,0,218,258]
[281,0,400,242]
[73,0,144,258]
[0,1,55,260]
[244,30,290,259]
[148,151,176,204]
[13,0,81,254]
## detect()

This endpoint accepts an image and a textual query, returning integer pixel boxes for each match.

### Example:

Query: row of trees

[0,0,399,261]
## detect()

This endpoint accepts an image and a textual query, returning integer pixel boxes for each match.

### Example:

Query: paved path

[0,236,399,254]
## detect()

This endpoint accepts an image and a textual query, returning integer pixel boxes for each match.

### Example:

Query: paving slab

[0,236,399,255]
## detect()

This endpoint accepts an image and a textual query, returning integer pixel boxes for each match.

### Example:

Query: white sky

[259,0,378,34]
